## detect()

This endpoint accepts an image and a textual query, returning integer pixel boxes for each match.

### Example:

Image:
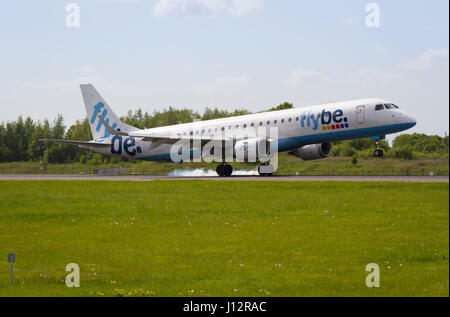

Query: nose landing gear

[374,141,384,157]
[216,163,233,177]
[374,149,383,157]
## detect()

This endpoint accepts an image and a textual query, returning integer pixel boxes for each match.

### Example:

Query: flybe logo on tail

[90,102,118,138]
[300,108,349,131]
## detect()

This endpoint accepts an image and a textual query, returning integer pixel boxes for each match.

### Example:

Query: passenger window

[281,119,285,123]
[288,118,292,122]
[259,122,263,126]
[267,120,270,125]
[375,104,385,111]
[274,120,278,124]
[296,117,299,121]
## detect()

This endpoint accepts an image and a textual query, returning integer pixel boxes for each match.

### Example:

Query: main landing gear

[374,141,384,157]
[258,163,274,177]
[216,163,233,177]
[216,163,275,177]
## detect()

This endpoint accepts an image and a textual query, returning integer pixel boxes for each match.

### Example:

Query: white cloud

[398,48,449,71]
[153,0,263,17]
[196,75,250,93]
[284,68,326,87]
[228,0,263,16]
[153,0,222,17]
[109,0,143,3]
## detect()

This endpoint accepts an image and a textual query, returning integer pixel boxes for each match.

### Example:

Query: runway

[0,174,448,182]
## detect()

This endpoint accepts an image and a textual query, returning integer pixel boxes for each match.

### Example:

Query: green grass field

[0,180,448,297]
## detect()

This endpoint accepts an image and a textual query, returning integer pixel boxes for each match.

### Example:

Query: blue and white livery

[40,84,416,176]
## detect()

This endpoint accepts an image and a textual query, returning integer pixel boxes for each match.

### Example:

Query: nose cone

[401,111,417,129]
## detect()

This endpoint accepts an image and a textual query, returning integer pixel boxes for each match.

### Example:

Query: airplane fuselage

[84,98,416,162]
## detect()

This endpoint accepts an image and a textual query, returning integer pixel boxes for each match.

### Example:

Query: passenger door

[356,105,365,124]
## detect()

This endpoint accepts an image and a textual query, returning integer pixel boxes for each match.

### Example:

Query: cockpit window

[375,104,385,111]
[384,104,394,109]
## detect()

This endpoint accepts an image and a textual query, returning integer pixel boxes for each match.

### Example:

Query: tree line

[0,103,448,163]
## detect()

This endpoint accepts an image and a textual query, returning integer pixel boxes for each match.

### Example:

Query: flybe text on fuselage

[300,108,349,131]
[111,135,142,156]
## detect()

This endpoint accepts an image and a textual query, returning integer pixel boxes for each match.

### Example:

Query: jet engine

[290,143,332,161]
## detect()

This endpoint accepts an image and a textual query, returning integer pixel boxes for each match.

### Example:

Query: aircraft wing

[38,139,111,148]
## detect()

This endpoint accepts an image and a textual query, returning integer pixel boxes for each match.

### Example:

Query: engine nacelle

[234,138,269,162]
[291,143,332,161]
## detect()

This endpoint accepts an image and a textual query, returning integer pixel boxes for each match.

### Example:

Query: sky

[0,0,448,139]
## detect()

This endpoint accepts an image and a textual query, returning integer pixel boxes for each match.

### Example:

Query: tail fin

[80,84,137,140]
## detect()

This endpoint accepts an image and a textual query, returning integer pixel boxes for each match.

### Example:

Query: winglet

[97,115,128,137]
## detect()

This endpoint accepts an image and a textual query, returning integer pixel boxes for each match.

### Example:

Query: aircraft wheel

[216,164,225,177]
[224,164,233,176]
[374,149,384,157]
[258,165,274,176]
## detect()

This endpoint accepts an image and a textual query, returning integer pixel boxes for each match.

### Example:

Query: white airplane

[40,84,416,176]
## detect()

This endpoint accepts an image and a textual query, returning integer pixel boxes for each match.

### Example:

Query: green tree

[269,102,294,111]
[28,120,52,161]
[393,133,448,155]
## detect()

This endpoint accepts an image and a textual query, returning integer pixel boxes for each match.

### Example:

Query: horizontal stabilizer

[38,139,111,148]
